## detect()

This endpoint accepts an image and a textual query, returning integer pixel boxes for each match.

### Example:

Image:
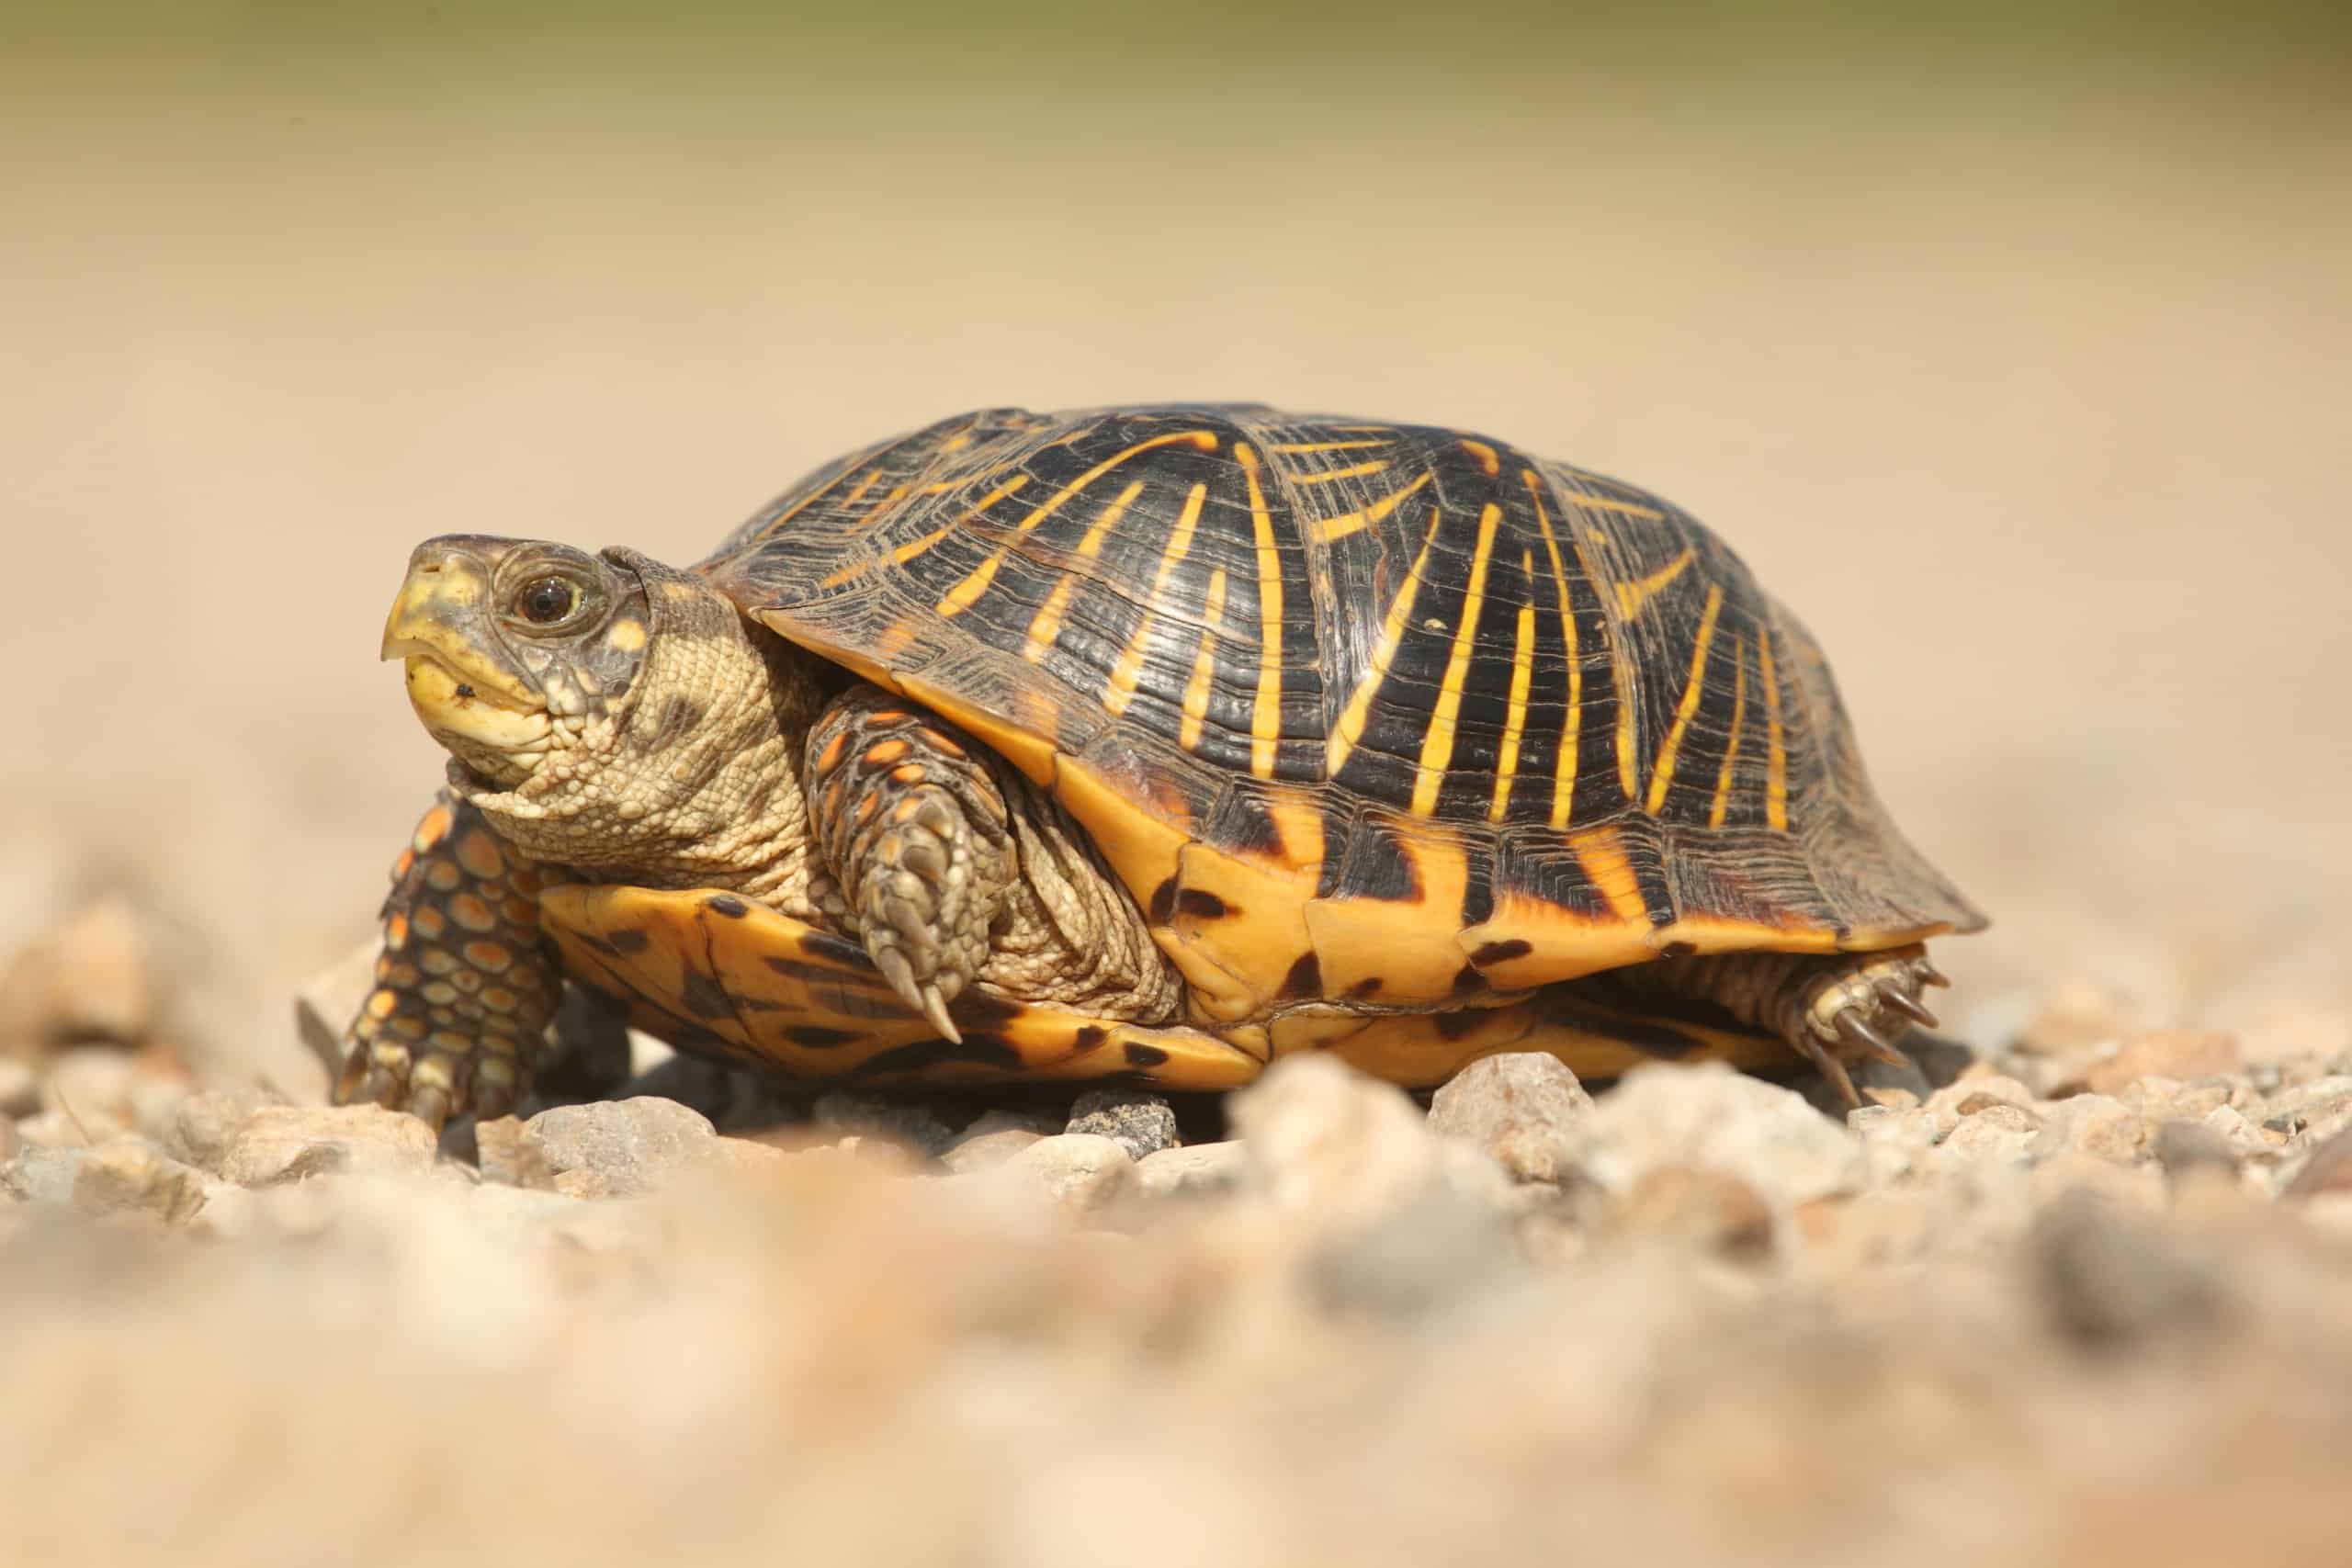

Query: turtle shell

[699,404,1983,1030]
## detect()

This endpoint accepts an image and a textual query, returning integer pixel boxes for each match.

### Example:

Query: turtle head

[381,535,665,787]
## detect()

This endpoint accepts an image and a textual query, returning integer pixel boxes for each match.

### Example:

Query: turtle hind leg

[336,790,561,1129]
[1602,944,1948,1108]
[803,685,1017,1042]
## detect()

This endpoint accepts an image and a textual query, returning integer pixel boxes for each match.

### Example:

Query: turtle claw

[1918,961,1952,989]
[874,942,964,1043]
[1797,1027,1863,1109]
[1835,1009,1914,1070]
[1880,987,1939,1029]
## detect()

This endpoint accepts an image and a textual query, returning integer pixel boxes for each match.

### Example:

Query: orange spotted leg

[334,791,561,1128]
[803,685,1016,1043]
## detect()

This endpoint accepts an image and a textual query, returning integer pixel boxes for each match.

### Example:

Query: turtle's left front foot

[1785,943,1949,1108]
[805,685,1017,1042]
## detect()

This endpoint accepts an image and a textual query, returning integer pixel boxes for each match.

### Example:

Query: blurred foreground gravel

[5,901,2351,1568]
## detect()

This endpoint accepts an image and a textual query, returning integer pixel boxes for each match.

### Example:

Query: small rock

[160,1089,278,1174]
[1564,1062,1865,1211]
[1066,1087,1181,1160]
[1608,1164,1775,1261]
[521,1097,718,1198]
[810,1091,959,1157]
[1921,1072,2036,1136]
[2079,1031,2242,1097]
[3,1143,83,1204]
[1230,1055,1479,1230]
[221,1104,440,1187]
[997,1133,1133,1214]
[0,894,153,1052]
[2280,1123,2352,1200]
[1427,1052,1592,1184]
[2030,1094,2149,1167]
[2154,1119,2240,1183]
[1135,1141,1248,1199]
[291,937,380,1076]
[13,1110,87,1149]
[473,1114,557,1188]
[70,1136,209,1224]
[942,1128,1045,1173]
[1939,1103,2043,1161]
[0,1058,35,1118]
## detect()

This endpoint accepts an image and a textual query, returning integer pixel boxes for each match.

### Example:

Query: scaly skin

[337,791,562,1125]
[801,686,1016,1042]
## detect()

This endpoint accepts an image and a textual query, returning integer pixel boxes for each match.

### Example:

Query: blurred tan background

[4,0,2346,1073]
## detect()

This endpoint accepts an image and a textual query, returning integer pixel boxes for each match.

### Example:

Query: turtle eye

[514,576,578,626]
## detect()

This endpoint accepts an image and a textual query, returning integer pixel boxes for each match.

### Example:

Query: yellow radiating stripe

[927,474,1039,613]
[1458,438,1500,476]
[841,468,882,507]
[1317,470,1433,542]
[1488,553,1538,823]
[1103,481,1210,716]
[920,456,1024,495]
[1758,626,1789,831]
[1613,544,1697,618]
[1708,635,1748,829]
[1523,470,1584,829]
[1237,446,1284,778]
[1644,583,1724,814]
[1412,502,1504,816]
[1573,491,1666,520]
[1270,438,1390,454]
[1179,570,1228,751]
[1288,458,1391,486]
[937,431,1210,618]
[1569,827,1650,921]
[1327,501,1444,776]
[1020,479,1145,661]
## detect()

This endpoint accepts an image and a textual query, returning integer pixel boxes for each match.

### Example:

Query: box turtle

[341,403,1983,1128]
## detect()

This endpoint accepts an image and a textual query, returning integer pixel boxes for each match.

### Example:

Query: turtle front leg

[335,790,562,1127]
[803,685,1016,1041]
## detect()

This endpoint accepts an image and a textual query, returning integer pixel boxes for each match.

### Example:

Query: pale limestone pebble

[2194,1105,2277,1168]
[940,1128,1044,1174]
[2028,1094,2152,1168]
[2279,1122,2352,1201]
[1425,1052,1593,1184]
[2257,1076,2352,1140]
[522,1097,720,1199]
[2116,1076,2233,1122]
[1792,1187,1939,1271]
[1135,1140,1248,1199]
[1064,1087,1181,1161]
[1561,1062,1865,1213]
[2075,1030,2242,1097]
[154,1087,278,1174]
[0,894,153,1050]
[989,1133,1133,1215]
[938,1108,1059,1173]
[220,1103,441,1187]
[1920,1070,2037,1137]
[1229,1054,1508,1233]
[1938,1101,2045,1164]
[0,1057,36,1118]
[1,1135,209,1224]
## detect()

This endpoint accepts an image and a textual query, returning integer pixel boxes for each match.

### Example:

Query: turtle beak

[381,537,552,753]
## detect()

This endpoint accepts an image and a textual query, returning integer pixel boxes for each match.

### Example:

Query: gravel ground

[6,32,2350,1568]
